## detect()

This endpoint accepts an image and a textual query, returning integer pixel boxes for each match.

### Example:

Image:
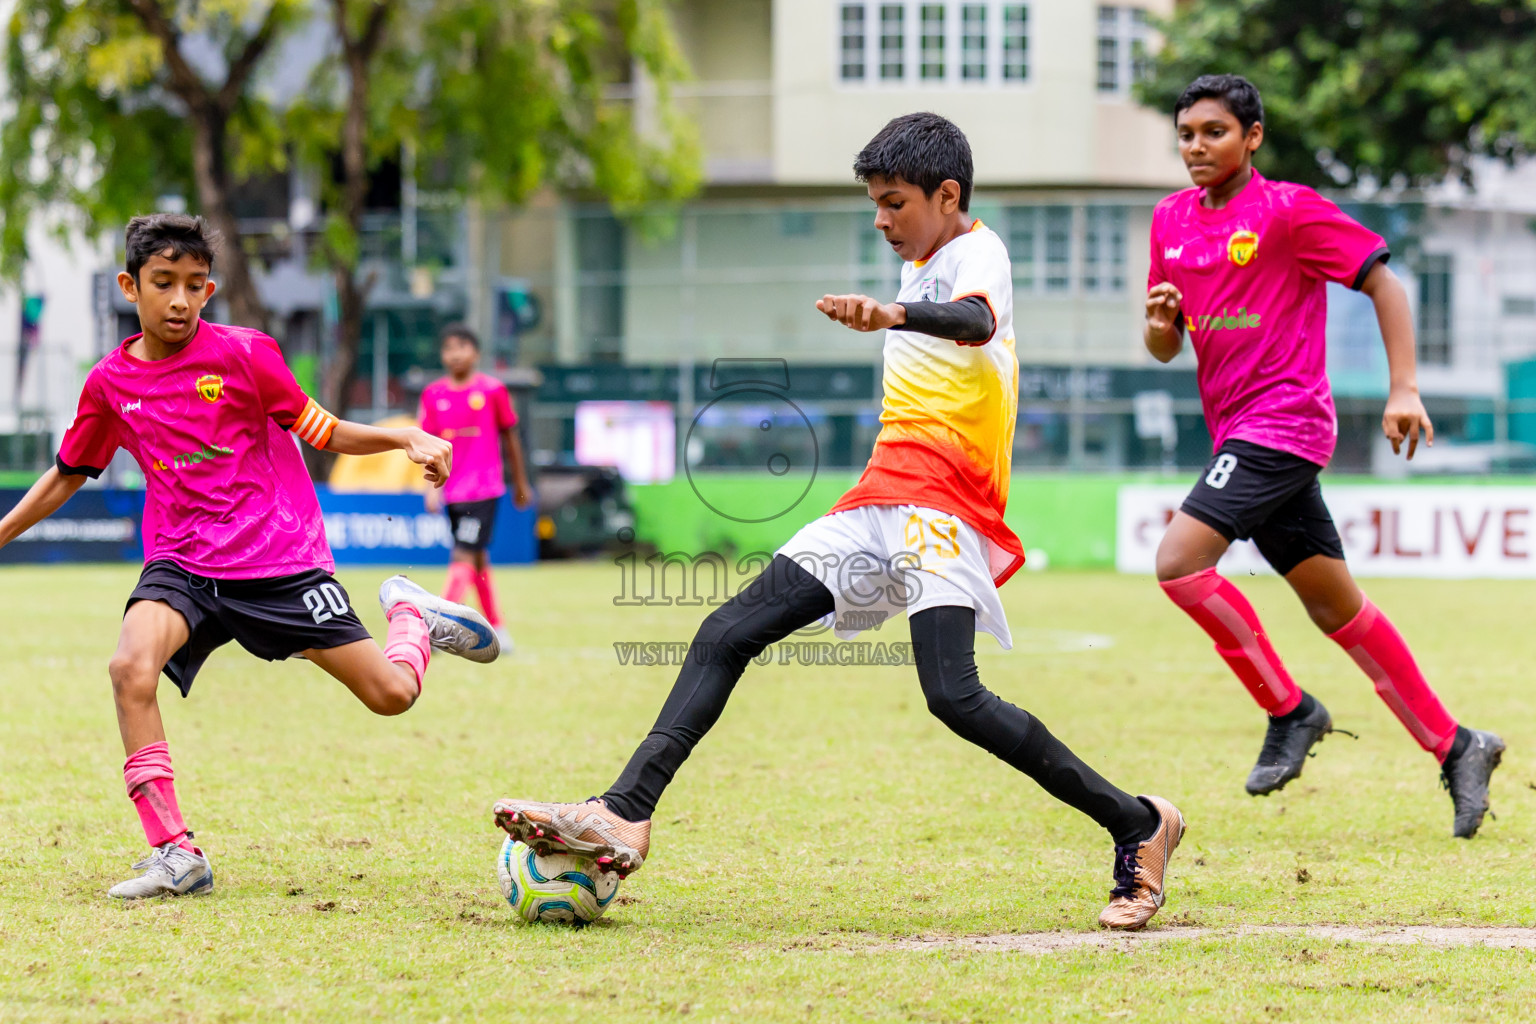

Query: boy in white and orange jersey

[493,114,1185,931]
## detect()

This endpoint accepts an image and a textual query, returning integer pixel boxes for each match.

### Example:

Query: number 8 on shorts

[1205,453,1238,490]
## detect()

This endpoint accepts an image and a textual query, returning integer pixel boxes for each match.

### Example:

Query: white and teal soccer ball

[496,836,620,925]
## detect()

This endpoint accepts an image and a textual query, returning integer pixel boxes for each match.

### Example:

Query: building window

[1417,254,1453,366]
[1097,6,1150,95]
[1008,203,1126,294]
[1096,7,1119,91]
[920,5,946,80]
[1007,206,1039,291]
[837,2,1028,86]
[879,4,906,81]
[840,5,866,81]
[960,4,988,80]
[1001,4,1028,81]
[1130,8,1151,83]
[1082,205,1127,292]
[1045,207,1073,292]
[1504,295,1536,318]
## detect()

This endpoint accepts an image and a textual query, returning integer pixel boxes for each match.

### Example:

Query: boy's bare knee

[108,653,160,703]
[1304,599,1355,635]
[1155,546,1202,583]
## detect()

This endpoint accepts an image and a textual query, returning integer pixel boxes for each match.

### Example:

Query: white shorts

[774,504,1013,649]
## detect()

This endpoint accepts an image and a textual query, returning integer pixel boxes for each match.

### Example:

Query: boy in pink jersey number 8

[1146,75,1503,838]
[0,215,502,899]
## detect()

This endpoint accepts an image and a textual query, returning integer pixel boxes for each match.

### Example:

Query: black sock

[1277,690,1318,721]
[601,556,836,822]
[1131,797,1162,844]
[1443,725,1472,765]
[909,606,1158,847]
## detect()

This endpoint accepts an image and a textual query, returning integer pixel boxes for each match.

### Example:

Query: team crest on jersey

[1227,230,1259,267]
[468,391,486,411]
[195,374,225,403]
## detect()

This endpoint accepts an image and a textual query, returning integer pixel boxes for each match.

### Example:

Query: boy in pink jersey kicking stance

[419,324,532,653]
[0,214,502,898]
[1147,75,1503,837]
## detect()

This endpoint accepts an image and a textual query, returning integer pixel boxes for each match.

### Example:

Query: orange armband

[292,398,339,450]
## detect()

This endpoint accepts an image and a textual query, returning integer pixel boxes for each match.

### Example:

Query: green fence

[628,472,1142,568]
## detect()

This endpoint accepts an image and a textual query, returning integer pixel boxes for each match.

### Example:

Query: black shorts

[447,499,499,553]
[1180,439,1346,575]
[127,561,373,697]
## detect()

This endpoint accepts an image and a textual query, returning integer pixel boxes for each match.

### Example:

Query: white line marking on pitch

[884,926,1536,953]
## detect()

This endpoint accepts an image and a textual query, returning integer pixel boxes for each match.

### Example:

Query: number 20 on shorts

[303,583,351,624]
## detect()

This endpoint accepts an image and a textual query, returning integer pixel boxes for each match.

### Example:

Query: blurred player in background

[1146,74,1503,837]
[0,215,500,899]
[494,113,1186,931]
[419,324,532,654]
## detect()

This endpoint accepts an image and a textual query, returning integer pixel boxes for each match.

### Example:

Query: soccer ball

[496,836,620,925]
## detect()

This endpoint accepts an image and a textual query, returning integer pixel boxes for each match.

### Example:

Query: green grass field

[2,563,1534,1022]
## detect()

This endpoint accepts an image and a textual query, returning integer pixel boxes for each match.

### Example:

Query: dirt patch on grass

[1300,925,1536,950]
[884,925,1536,954]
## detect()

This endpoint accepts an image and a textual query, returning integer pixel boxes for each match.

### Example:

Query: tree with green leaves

[288,0,700,417]
[2,0,305,332]
[1138,0,1536,188]
[1,0,699,418]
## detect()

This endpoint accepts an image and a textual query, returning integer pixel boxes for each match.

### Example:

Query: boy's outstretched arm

[325,420,454,486]
[815,293,995,341]
[817,293,907,332]
[1360,261,1434,459]
[501,426,533,508]
[0,468,87,548]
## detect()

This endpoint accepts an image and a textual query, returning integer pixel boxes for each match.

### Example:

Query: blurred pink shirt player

[418,373,517,505]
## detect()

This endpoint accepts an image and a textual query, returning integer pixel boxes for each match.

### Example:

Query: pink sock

[1329,597,1458,760]
[384,603,431,692]
[1161,569,1303,715]
[443,562,475,604]
[123,741,195,852]
[474,567,502,627]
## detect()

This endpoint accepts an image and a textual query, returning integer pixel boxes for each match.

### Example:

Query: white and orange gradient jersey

[830,220,1024,586]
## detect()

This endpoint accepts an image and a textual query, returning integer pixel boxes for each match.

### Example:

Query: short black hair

[438,322,480,350]
[1174,74,1265,132]
[125,213,218,282]
[853,112,974,212]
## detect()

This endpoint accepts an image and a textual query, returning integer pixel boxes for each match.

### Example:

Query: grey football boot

[1246,696,1333,795]
[108,842,213,899]
[379,574,500,663]
[1442,729,1505,838]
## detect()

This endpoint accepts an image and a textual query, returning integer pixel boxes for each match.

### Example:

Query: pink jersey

[1149,170,1389,466]
[418,373,516,505]
[56,320,341,578]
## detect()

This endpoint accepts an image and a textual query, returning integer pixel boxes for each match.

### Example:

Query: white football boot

[378,574,500,663]
[107,842,214,899]
[494,626,514,657]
